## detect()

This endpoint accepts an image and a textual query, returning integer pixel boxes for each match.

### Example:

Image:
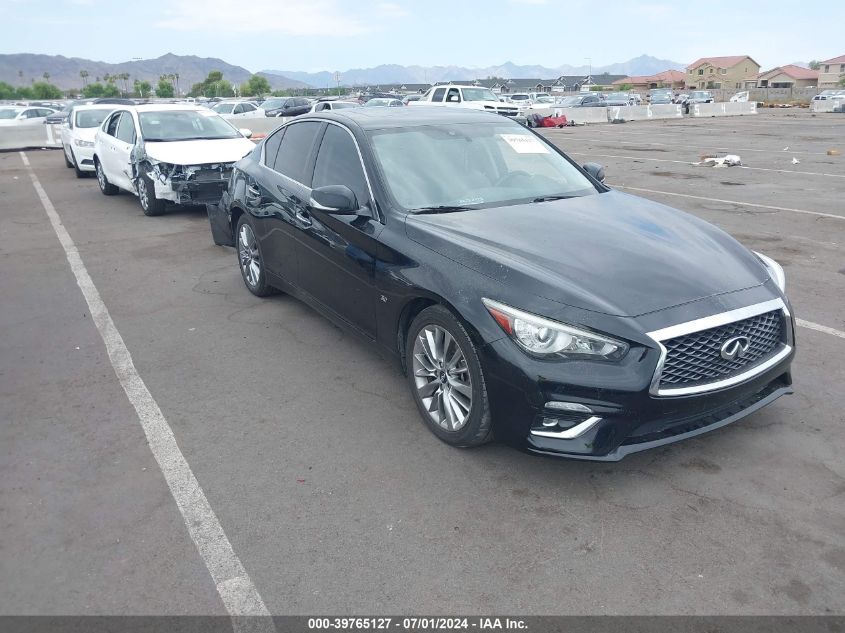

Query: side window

[115,113,136,144]
[273,121,322,183]
[233,104,244,114]
[243,104,256,113]
[446,88,461,103]
[106,112,122,137]
[315,103,326,112]
[262,128,285,168]
[312,124,369,207]
[432,88,446,102]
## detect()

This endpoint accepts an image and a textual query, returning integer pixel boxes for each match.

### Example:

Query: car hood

[405,190,768,318]
[143,137,255,165]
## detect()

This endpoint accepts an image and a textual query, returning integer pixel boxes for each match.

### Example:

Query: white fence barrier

[811,99,845,113]
[0,123,62,151]
[607,104,683,121]
[690,102,757,117]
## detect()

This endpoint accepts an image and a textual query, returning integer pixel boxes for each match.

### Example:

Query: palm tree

[18,70,23,86]
[174,73,180,96]
[43,72,50,82]
[80,70,89,87]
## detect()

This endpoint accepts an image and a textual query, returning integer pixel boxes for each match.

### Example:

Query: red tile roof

[758,65,819,80]
[821,54,845,65]
[613,70,686,85]
[687,56,757,70]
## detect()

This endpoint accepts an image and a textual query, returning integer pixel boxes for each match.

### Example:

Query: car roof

[73,104,118,111]
[311,106,520,130]
[115,104,210,113]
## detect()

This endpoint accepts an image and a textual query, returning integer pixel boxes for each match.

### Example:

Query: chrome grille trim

[646,298,791,397]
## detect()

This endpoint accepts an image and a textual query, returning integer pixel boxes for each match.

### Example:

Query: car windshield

[138,110,241,141]
[0,108,22,119]
[332,102,359,109]
[557,96,584,106]
[262,98,286,109]
[365,99,392,107]
[461,88,499,102]
[605,92,629,100]
[510,95,530,100]
[535,96,554,102]
[368,121,598,211]
[692,92,709,97]
[211,103,234,113]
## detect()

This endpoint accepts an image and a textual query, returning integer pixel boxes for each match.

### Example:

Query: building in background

[612,70,686,91]
[686,56,760,90]
[756,65,818,88]
[817,55,845,88]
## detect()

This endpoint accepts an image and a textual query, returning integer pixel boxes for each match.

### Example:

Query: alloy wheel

[412,325,473,431]
[138,178,149,210]
[96,163,105,189]
[238,223,261,288]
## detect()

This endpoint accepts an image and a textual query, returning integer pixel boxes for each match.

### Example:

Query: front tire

[406,305,492,448]
[95,159,118,196]
[137,173,166,216]
[63,146,74,168]
[236,215,275,297]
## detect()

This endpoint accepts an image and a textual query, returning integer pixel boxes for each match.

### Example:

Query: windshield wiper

[410,205,478,214]
[530,195,577,203]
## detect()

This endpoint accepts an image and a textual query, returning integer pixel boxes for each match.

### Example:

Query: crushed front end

[143,161,236,206]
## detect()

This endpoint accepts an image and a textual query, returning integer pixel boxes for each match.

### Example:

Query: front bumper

[150,163,235,206]
[73,146,96,172]
[478,315,795,461]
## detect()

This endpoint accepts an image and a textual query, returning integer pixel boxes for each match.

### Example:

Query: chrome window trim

[258,118,379,221]
[530,416,602,439]
[646,298,791,397]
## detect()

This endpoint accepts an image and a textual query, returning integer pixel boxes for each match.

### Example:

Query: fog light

[545,401,593,413]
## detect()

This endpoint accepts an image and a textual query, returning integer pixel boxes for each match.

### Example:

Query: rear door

[98,111,124,184]
[295,123,381,338]
[249,121,323,285]
[111,111,137,191]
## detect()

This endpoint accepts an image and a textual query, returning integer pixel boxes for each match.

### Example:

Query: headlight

[754,251,786,292]
[74,139,95,148]
[482,298,628,360]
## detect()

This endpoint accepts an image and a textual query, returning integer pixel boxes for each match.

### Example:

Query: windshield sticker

[499,134,549,154]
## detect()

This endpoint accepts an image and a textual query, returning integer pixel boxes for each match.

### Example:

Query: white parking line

[566,138,830,157]
[569,151,845,179]
[19,152,274,629]
[797,319,845,339]
[612,184,845,220]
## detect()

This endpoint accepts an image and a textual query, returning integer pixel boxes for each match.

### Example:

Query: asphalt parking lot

[1,109,844,617]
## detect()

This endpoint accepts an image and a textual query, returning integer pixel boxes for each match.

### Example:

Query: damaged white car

[93,104,256,216]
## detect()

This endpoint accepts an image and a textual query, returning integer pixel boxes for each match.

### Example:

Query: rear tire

[137,173,166,216]
[406,305,492,448]
[236,215,275,297]
[95,159,118,196]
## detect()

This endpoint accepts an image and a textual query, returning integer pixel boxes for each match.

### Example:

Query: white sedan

[308,100,360,113]
[60,105,116,177]
[93,104,255,216]
[0,106,57,126]
[210,101,265,118]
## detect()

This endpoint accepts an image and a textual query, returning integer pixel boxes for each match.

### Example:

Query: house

[756,65,818,88]
[686,56,761,90]
[612,70,686,91]
[818,55,845,88]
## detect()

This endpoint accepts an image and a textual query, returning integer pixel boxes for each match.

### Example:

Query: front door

[295,123,381,339]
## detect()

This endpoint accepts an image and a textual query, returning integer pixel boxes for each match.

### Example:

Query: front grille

[659,310,783,388]
[496,107,519,117]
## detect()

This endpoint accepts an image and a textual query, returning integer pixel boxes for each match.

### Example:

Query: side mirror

[239,128,253,138]
[310,185,359,215]
[583,162,605,183]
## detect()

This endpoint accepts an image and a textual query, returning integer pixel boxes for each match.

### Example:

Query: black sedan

[261,97,313,117]
[208,108,794,461]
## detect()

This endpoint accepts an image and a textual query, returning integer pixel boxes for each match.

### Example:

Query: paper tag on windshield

[499,134,549,154]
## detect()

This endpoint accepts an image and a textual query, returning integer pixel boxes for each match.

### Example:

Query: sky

[1,0,843,73]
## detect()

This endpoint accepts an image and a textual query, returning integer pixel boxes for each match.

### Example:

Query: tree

[134,79,152,98]
[156,79,175,98]
[82,82,106,98]
[102,83,120,97]
[80,70,89,87]
[18,70,23,85]
[16,86,34,99]
[808,60,821,71]
[207,71,223,84]
[240,74,272,97]
[839,75,845,87]
[617,83,633,91]
[31,82,63,99]
[0,81,15,99]
[42,72,50,82]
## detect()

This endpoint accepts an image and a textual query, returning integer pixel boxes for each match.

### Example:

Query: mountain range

[263,55,686,87]
[0,52,686,92]
[0,53,309,91]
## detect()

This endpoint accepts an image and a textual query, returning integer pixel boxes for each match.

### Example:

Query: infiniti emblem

[720,335,751,361]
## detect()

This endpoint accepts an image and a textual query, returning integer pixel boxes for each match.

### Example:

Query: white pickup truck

[409,84,528,123]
